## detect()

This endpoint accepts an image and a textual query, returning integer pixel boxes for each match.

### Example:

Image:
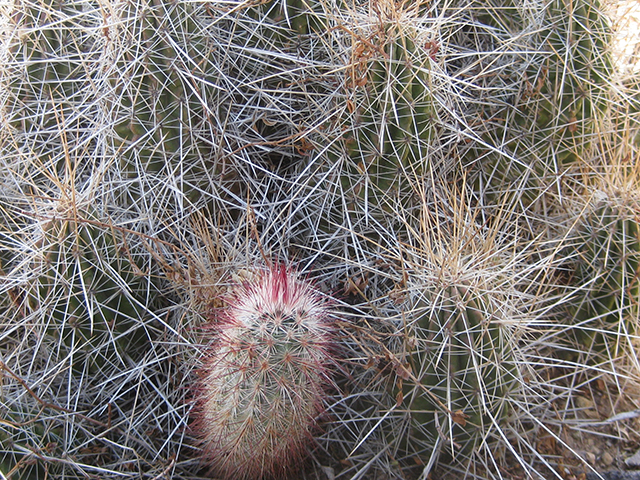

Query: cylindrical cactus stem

[192,265,337,480]
[467,0,614,209]
[517,0,613,165]
[396,281,516,460]
[337,19,436,215]
[8,0,80,128]
[6,0,99,182]
[106,0,234,211]
[22,205,152,371]
[0,202,155,478]
[112,0,207,174]
[565,193,640,356]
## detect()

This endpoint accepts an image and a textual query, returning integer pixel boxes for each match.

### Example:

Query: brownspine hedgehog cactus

[192,264,336,480]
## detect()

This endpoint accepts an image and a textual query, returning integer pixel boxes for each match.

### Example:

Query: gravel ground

[587,472,640,480]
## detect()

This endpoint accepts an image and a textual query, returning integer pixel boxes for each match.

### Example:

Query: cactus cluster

[1,0,640,478]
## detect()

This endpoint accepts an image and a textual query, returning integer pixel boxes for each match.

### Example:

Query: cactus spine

[193,265,336,480]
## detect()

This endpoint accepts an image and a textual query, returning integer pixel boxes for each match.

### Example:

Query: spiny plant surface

[0,0,206,477]
[373,188,539,477]
[1,0,640,478]
[192,265,337,480]
[462,0,616,216]
[0,191,167,478]
[551,154,640,364]
[398,282,516,461]
[290,0,539,260]
[567,193,640,358]
[327,2,437,218]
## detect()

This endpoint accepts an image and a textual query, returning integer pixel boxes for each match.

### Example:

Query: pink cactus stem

[192,265,336,480]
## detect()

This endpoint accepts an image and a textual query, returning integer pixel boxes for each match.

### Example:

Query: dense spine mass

[193,266,336,480]
[1,0,638,477]
[26,207,150,367]
[566,193,640,357]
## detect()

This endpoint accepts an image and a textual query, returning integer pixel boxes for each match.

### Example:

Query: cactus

[564,190,640,357]
[1,1,164,476]
[106,0,222,204]
[6,0,89,146]
[520,0,613,165]
[192,265,336,480]
[21,204,153,370]
[329,5,436,222]
[2,0,110,214]
[397,283,515,460]
[0,170,166,477]
[468,0,615,209]
[245,0,328,41]
[383,202,523,469]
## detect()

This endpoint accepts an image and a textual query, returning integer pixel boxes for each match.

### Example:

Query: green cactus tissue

[565,187,640,358]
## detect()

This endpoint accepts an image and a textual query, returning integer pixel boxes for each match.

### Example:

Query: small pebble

[584,452,597,465]
[321,466,335,480]
[575,396,600,418]
[576,396,595,409]
[626,448,640,467]
[601,451,615,467]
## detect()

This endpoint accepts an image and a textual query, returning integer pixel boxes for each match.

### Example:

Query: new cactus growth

[192,265,336,480]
